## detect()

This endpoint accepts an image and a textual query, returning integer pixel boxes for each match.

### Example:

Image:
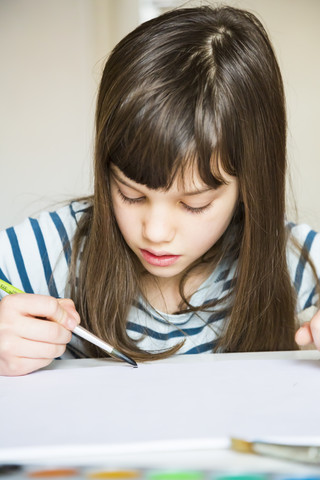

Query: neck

[141,263,212,314]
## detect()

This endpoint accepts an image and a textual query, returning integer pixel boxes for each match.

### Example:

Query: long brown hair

[69,6,303,359]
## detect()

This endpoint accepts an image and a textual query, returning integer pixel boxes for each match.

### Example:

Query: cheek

[181,220,217,254]
[112,202,137,241]
[193,225,221,252]
[189,208,235,252]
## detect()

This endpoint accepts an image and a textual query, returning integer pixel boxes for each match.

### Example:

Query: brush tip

[230,438,254,454]
[127,358,138,368]
[113,349,138,367]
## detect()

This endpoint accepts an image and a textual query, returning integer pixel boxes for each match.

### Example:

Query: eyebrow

[111,169,214,196]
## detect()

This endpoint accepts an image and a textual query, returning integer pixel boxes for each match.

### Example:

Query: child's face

[110,164,239,281]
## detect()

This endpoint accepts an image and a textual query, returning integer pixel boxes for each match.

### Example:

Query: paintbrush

[231,437,320,464]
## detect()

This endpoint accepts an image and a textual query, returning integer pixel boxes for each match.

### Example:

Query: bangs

[106,83,234,191]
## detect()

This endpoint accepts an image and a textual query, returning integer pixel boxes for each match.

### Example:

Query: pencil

[0,278,137,367]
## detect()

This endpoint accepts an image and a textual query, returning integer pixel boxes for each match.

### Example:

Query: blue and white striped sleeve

[0,202,84,300]
[287,223,320,312]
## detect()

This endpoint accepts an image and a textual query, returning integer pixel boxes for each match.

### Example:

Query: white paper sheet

[1,355,320,462]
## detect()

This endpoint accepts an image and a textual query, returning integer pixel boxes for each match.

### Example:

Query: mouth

[140,249,180,267]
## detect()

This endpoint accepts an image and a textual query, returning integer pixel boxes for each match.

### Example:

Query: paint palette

[1,466,320,480]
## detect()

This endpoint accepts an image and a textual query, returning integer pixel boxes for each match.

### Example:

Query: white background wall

[1,0,319,230]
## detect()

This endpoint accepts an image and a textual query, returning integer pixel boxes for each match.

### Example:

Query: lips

[140,249,180,267]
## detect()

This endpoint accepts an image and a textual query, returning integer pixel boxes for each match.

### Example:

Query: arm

[0,203,84,375]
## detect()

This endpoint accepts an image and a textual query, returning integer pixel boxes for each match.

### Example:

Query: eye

[117,189,145,205]
[181,202,212,214]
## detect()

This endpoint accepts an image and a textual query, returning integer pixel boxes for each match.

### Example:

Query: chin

[143,264,183,278]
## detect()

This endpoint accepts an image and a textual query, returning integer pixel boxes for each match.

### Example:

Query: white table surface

[22,350,319,475]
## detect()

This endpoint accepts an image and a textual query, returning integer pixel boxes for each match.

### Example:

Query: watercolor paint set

[1,466,320,480]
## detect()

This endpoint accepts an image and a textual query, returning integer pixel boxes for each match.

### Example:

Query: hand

[295,310,320,350]
[0,294,80,376]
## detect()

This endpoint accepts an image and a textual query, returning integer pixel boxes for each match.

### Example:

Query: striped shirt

[0,201,319,357]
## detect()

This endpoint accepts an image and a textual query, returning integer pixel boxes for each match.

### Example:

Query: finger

[57,298,81,328]
[0,335,67,360]
[13,316,72,344]
[58,298,78,312]
[1,294,80,330]
[295,323,313,346]
[0,356,53,377]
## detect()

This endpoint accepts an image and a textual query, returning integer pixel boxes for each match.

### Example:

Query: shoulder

[1,200,90,242]
[286,222,320,311]
[287,222,319,244]
[0,200,91,297]
[30,200,90,231]
[286,222,320,261]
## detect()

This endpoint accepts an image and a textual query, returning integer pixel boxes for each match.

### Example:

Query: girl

[0,5,319,376]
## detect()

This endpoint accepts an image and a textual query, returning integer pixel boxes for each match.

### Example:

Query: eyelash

[117,189,211,214]
[182,203,211,214]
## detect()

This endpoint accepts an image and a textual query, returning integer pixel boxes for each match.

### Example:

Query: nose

[142,205,175,244]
